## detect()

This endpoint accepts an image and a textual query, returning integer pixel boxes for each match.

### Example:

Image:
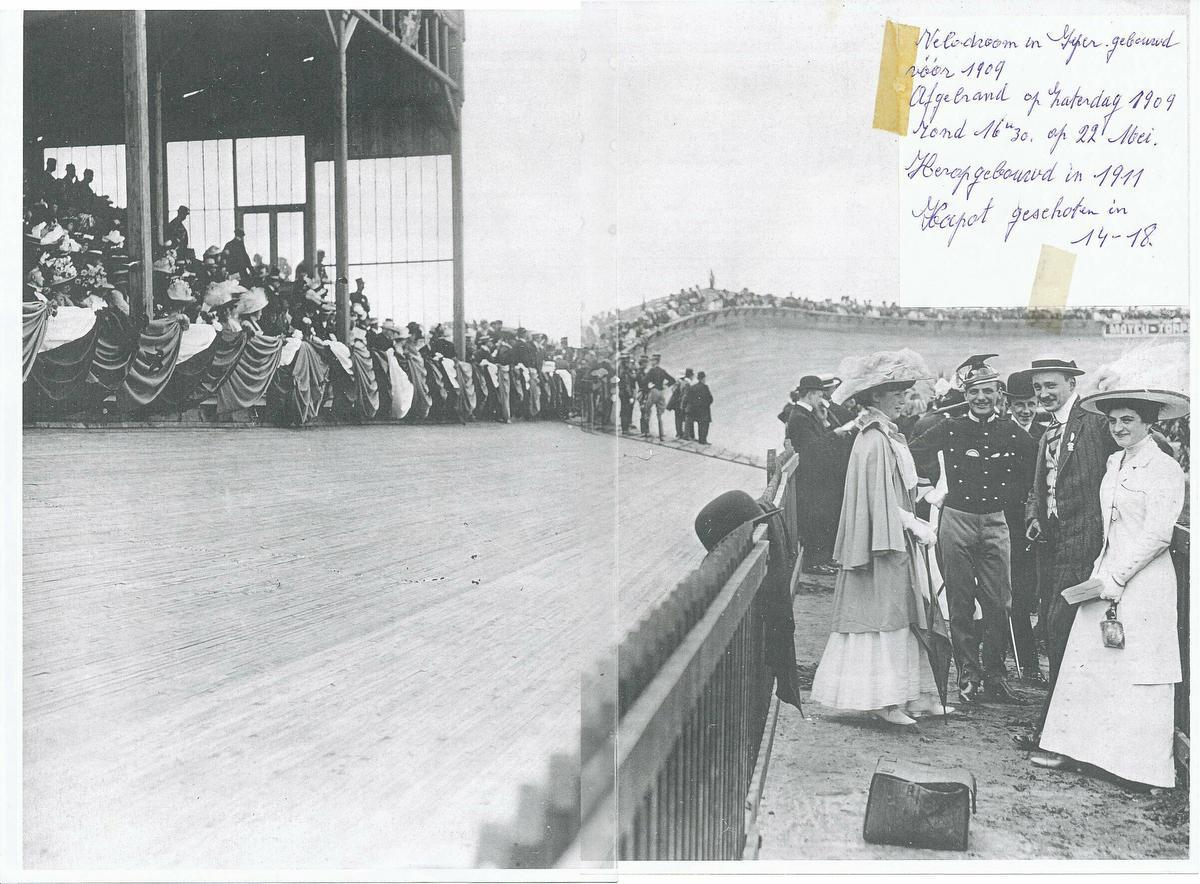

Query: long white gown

[1039,434,1184,787]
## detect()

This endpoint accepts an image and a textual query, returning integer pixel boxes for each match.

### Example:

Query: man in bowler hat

[684,370,713,444]
[786,374,857,574]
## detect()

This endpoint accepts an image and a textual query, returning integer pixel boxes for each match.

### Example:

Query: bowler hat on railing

[694,489,780,552]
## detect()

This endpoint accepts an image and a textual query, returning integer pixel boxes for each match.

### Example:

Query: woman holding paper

[1036,388,1188,787]
[810,350,952,727]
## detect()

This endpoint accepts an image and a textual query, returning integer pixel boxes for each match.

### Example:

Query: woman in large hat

[810,349,952,726]
[1034,386,1188,787]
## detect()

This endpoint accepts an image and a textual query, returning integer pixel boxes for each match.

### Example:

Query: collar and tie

[1044,418,1067,518]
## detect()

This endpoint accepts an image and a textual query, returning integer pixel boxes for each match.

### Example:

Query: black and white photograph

[2,1,1195,879]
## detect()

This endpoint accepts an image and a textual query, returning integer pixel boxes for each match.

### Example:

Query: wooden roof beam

[350,9,458,93]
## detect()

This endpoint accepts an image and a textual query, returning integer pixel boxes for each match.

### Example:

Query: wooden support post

[303,133,316,268]
[333,13,357,343]
[450,112,465,359]
[150,69,164,246]
[122,10,154,322]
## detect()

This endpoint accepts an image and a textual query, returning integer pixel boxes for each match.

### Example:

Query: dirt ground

[756,578,1189,860]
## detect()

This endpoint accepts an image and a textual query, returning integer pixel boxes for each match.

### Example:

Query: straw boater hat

[831,349,932,406]
[818,373,842,392]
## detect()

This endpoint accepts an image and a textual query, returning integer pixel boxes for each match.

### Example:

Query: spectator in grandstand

[34,157,57,202]
[237,286,268,336]
[429,324,456,359]
[59,164,78,202]
[684,370,713,445]
[351,276,370,315]
[166,206,190,257]
[63,168,97,214]
[809,349,950,726]
[223,227,253,279]
[366,317,393,353]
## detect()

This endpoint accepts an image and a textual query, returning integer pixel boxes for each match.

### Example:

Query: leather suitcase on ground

[862,758,976,851]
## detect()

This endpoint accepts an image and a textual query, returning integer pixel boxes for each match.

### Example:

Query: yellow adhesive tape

[1028,244,1077,333]
[872,20,920,136]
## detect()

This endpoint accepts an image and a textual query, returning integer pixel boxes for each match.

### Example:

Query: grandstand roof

[25,10,460,153]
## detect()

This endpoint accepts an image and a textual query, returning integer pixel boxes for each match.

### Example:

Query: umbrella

[914,546,954,713]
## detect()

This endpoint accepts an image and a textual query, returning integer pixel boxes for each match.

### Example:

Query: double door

[235,205,305,280]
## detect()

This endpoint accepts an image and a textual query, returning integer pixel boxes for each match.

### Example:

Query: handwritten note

[896,16,1186,308]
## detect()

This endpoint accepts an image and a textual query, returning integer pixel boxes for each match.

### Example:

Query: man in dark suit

[1018,358,1118,746]
[684,371,713,444]
[786,375,856,574]
[223,228,253,279]
[1001,371,1046,682]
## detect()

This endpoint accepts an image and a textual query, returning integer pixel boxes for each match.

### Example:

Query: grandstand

[21,10,602,871]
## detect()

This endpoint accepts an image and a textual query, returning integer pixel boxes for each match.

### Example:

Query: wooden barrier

[569,450,801,862]
[1172,525,1190,739]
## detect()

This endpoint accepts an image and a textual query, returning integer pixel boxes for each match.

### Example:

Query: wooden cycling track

[22,421,761,869]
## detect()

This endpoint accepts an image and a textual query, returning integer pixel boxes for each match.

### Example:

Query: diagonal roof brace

[350,9,459,93]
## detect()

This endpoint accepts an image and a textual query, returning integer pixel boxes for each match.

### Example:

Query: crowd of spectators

[581,283,1190,359]
[22,161,602,406]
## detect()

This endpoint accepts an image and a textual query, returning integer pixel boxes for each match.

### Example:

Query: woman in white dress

[810,350,951,726]
[1036,388,1188,787]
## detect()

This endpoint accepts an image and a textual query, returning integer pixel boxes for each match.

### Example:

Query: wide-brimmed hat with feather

[1078,341,1189,421]
[831,349,933,406]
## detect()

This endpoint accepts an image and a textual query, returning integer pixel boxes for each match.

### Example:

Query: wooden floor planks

[23,422,761,870]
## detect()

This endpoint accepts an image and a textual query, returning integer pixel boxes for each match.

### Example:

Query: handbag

[1101,601,1125,649]
[863,758,976,851]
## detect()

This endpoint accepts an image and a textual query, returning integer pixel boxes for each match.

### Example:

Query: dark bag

[863,758,976,851]
[666,384,681,412]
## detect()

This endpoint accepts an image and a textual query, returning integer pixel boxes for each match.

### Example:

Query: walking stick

[1008,615,1023,680]
[920,546,949,716]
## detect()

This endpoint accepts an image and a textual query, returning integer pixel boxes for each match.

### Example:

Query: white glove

[899,509,938,546]
[1098,574,1125,603]
[925,486,946,509]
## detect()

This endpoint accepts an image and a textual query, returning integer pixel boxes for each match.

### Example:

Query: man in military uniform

[635,355,652,436]
[640,354,676,441]
[910,356,1037,703]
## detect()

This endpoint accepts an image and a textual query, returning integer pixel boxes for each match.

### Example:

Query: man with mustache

[1014,358,1118,749]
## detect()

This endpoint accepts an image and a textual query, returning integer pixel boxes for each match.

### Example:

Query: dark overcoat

[684,382,712,422]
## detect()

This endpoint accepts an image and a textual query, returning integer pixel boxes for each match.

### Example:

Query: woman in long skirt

[1036,388,1188,787]
[810,350,951,726]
